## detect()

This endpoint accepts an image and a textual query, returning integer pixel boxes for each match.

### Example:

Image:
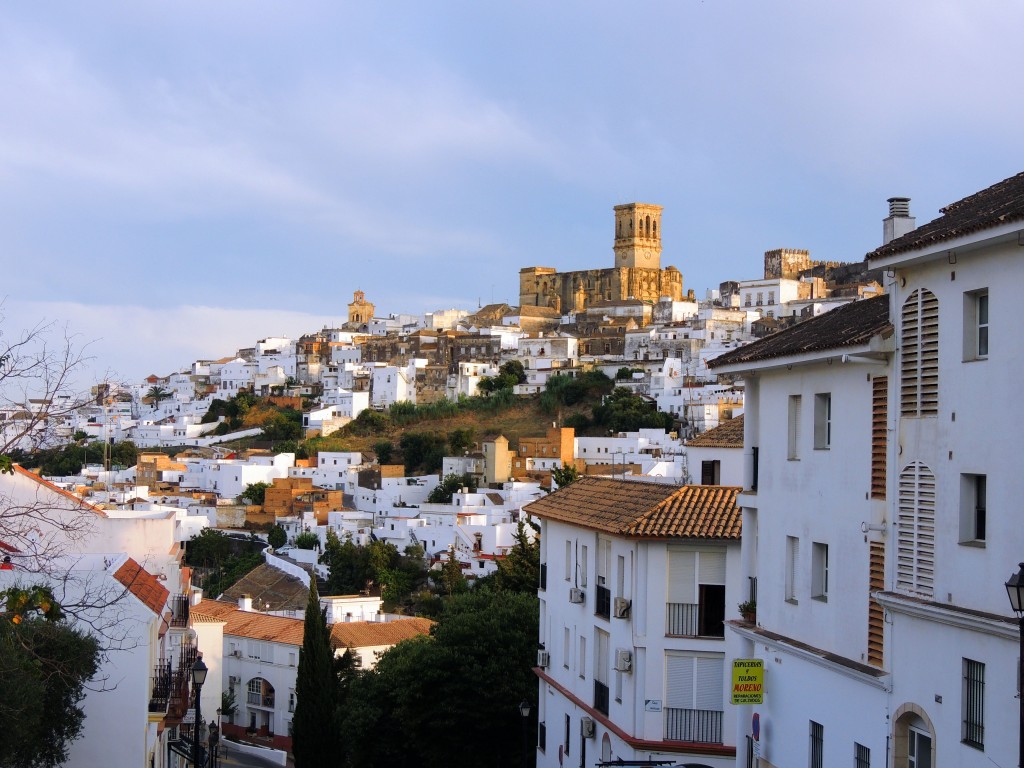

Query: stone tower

[613,203,663,269]
[348,290,374,325]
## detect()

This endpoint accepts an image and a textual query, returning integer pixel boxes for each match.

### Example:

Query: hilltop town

[2,174,1022,767]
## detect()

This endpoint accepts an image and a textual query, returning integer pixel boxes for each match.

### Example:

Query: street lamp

[518,699,532,768]
[192,657,208,768]
[1006,563,1024,768]
[208,720,220,768]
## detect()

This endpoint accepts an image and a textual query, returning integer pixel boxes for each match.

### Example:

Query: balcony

[169,594,190,628]
[665,708,723,743]
[593,680,609,716]
[149,660,173,713]
[595,585,611,620]
[248,692,276,708]
[666,592,725,638]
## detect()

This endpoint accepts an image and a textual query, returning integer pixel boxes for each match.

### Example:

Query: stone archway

[892,702,936,767]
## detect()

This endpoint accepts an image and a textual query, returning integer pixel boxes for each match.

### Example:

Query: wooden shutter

[871,377,887,499]
[868,542,885,667]
[900,289,939,417]
[896,462,936,597]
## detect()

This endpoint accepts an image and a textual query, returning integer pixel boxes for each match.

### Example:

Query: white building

[527,478,743,768]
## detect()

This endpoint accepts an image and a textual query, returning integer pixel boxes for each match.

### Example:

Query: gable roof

[869,171,1024,259]
[524,478,740,539]
[113,558,170,616]
[708,294,891,369]
[330,617,433,650]
[686,415,745,449]
[220,563,309,612]
[192,599,306,646]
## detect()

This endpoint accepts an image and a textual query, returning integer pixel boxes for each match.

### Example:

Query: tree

[427,473,478,504]
[550,463,580,489]
[341,589,538,768]
[294,531,320,550]
[267,525,287,550]
[490,520,540,594]
[292,579,341,767]
[239,481,270,506]
[145,385,172,408]
[321,531,372,595]
[435,545,467,597]
[0,587,102,768]
[373,440,394,465]
[499,359,527,384]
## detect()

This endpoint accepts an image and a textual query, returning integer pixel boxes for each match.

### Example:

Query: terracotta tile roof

[113,558,170,616]
[524,478,741,539]
[13,465,108,517]
[330,617,433,650]
[686,415,744,448]
[708,295,891,369]
[869,171,1024,259]
[193,598,306,646]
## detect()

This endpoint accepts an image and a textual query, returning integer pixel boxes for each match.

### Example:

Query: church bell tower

[613,203,663,269]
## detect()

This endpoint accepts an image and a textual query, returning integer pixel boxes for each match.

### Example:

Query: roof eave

[868,220,1024,272]
[711,337,893,376]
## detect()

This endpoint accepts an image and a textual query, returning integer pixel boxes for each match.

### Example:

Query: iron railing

[664,707,723,744]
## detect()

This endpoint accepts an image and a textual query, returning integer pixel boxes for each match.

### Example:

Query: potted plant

[738,599,757,623]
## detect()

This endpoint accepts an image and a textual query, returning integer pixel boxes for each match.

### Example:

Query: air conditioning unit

[580,717,596,739]
[613,597,631,619]
[537,650,550,668]
[614,649,633,673]
[569,588,585,604]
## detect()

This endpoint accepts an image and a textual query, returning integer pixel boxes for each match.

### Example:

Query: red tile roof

[330,617,433,650]
[113,558,170,616]
[686,415,744,449]
[525,478,741,539]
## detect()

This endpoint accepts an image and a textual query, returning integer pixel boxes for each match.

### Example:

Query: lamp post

[1005,562,1024,768]
[192,657,208,768]
[208,720,219,768]
[518,699,532,768]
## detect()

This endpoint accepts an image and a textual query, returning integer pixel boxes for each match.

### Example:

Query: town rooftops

[113,558,170,616]
[869,170,1024,259]
[220,563,309,613]
[191,599,306,646]
[708,294,891,370]
[686,415,745,449]
[524,477,740,539]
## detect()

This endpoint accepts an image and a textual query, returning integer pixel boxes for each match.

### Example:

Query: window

[565,541,572,580]
[907,726,931,768]
[579,636,586,678]
[813,393,831,450]
[901,289,939,416]
[959,473,987,544]
[963,289,989,360]
[896,462,936,597]
[785,536,800,603]
[564,714,571,756]
[788,395,802,460]
[962,658,984,749]
[809,720,823,768]
[870,377,888,499]
[666,549,726,637]
[854,742,870,768]
[664,652,724,743]
[700,460,721,485]
[563,627,570,669]
[579,545,588,587]
[811,543,828,601]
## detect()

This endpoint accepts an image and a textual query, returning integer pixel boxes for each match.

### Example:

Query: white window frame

[811,542,829,601]
[813,393,831,450]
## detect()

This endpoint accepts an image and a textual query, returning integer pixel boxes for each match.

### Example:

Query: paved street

[215,742,290,768]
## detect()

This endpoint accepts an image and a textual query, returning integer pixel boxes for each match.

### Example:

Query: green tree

[499,359,527,384]
[294,531,320,550]
[550,463,580,489]
[322,531,372,595]
[239,481,271,505]
[292,579,340,767]
[0,588,102,768]
[268,525,287,550]
[145,385,172,408]
[436,545,467,597]
[427,473,478,504]
[373,440,394,465]
[490,520,540,594]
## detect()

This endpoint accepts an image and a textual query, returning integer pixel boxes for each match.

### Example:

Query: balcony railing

[595,586,611,620]
[247,692,276,708]
[666,602,725,638]
[593,680,610,716]
[149,660,173,713]
[170,594,190,628]
[665,707,723,743]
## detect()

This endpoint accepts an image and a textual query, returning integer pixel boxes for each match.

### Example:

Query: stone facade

[519,203,684,311]
[347,290,375,325]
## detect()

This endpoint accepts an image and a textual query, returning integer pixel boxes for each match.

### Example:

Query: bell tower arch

[613,203,662,270]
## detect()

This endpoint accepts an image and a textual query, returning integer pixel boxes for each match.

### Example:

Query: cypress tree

[292,578,339,767]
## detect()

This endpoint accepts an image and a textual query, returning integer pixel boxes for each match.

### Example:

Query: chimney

[239,594,253,612]
[883,197,916,245]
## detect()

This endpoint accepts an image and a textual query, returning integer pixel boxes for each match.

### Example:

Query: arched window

[653,220,657,238]
[896,462,935,598]
[900,289,939,416]
[645,215,651,237]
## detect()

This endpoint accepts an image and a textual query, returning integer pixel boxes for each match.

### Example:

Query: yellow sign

[731,659,764,704]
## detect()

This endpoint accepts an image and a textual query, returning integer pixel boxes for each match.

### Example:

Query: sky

[4,1,1024,386]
